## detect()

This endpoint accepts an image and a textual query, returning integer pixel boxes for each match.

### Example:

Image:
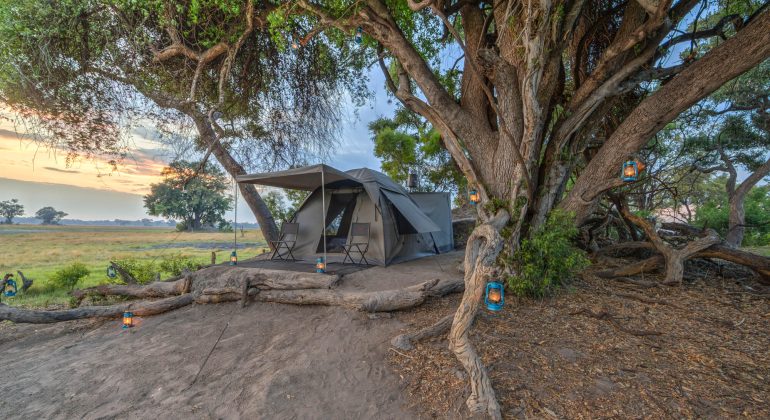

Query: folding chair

[270,223,299,261]
[342,223,370,265]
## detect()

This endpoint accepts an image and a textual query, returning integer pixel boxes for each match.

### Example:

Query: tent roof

[236,164,361,190]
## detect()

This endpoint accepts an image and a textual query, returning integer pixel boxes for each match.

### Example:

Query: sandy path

[0,302,413,419]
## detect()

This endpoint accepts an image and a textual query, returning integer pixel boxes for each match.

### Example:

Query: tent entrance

[317,192,359,253]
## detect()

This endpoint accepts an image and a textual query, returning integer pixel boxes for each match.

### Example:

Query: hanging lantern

[484,282,504,311]
[291,38,300,50]
[316,257,326,273]
[3,278,17,298]
[122,311,134,329]
[106,266,117,279]
[230,251,238,266]
[469,189,481,205]
[621,159,642,182]
[355,27,363,44]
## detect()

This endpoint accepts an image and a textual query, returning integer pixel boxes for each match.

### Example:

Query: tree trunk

[71,277,191,302]
[726,193,746,248]
[190,112,279,246]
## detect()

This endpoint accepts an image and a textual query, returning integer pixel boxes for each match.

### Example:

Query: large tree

[0,199,24,224]
[288,0,770,416]
[0,0,365,245]
[144,160,233,231]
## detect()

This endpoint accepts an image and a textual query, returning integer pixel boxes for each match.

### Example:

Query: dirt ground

[0,252,463,419]
[388,265,770,419]
[2,251,769,419]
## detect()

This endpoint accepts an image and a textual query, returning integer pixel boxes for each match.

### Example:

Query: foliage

[35,206,67,225]
[0,198,24,224]
[158,254,200,276]
[263,189,309,224]
[144,160,232,231]
[368,108,465,198]
[507,211,589,298]
[695,182,770,246]
[112,258,159,284]
[50,262,90,290]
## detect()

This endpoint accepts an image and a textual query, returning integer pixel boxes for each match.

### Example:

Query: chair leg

[342,247,352,264]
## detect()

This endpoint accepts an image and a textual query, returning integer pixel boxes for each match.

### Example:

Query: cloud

[43,166,81,174]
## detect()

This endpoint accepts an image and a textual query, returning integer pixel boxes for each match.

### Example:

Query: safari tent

[237,165,453,266]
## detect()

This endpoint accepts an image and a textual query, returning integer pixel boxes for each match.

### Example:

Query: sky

[0,71,395,222]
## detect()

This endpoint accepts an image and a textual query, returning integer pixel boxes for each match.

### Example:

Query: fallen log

[72,276,191,302]
[0,294,194,324]
[190,266,338,294]
[16,271,34,292]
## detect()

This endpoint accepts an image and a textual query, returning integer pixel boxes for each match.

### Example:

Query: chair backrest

[281,222,299,241]
[349,223,370,244]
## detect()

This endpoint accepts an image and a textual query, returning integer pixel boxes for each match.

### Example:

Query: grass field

[0,224,266,308]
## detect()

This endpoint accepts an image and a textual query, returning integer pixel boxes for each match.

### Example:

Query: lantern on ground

[316,257,326,273]
[355,27,363,44]
[621,159,645,182]
[122,311,134,329]
[469,189,481,205]
[3,278,17,298]
[230,251,238,266]
[106,266,117,279]
[484,282,504,311]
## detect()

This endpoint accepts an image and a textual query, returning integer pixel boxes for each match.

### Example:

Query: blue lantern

[230,251,238,266]
[469,189,480,205]
[316,257,326,273]
[484,282,504,311]
[107,266,117,279]
[122,311,134,329]
[355,27,363,44]
[621,160,639,182]
[3,278,17,298]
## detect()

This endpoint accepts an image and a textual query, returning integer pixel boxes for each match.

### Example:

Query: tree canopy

[144,160,233,231]
[35,207,67,225]
[0,199,24,224]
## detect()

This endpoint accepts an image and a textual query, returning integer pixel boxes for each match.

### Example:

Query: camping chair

[342,223,370,265]
[270,223,299,261]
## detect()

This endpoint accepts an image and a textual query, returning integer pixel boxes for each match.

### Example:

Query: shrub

[159,254,199,276]
[112,258,158,284]
[51,262,90,290]
[507,210,589,298]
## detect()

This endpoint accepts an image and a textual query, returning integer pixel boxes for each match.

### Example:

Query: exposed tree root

[0,294,194,323]
[391,314,453,351]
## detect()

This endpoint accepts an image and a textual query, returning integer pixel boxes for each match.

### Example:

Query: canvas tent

[237,165,453,265]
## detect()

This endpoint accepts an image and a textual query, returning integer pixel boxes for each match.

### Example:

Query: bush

[113,258,158,284]
[507,210,589,298]
[159,254,199,276]
[51,262,90,290]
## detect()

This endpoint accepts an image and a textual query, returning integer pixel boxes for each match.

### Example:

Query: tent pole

[321,166,326,266]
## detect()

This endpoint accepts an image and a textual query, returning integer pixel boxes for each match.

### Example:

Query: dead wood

[391,314,454,351]
[447,213,508,420]
[110,261,138,285]
[571,308,662,337]
[189,266,339,294]
[72,276,191,303]
[16,271,33,292]
[0,294,194,323]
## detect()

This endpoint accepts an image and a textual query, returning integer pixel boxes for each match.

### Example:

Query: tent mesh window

[317,193,358,253]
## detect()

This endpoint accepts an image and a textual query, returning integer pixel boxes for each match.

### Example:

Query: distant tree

[263,189,309,225]
[35,206,67,225]
[144,161,232,231]
[0,199,24,224]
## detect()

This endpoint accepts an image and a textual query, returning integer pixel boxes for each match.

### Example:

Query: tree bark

[562,9,770,224]
[0,294,194,324]
[391,313,453,351]
[726,156,770,247]
[448,215,508,420]
[71,276,191,302]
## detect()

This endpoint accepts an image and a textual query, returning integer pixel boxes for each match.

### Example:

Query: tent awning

[381,190,441,233]
[236,164,361,190]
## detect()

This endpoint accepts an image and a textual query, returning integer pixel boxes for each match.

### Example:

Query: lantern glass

[469,190,480,204]
[122,311,133,329]
[230,251,237,266]
[621,160,639,182]
[316,258,326,273]
[484,282,504,311]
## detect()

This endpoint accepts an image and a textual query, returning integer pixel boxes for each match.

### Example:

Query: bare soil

[388,266,770,419]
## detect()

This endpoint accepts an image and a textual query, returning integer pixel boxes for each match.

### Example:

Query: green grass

[0,224,267,308]
[746,246,770,257]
